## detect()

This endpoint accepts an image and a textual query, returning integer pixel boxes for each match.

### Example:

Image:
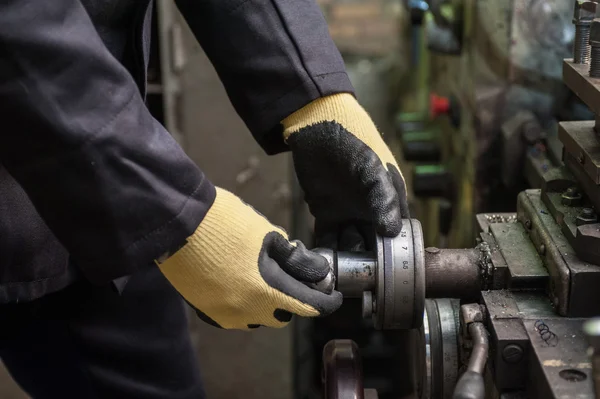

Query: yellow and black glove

[157,188,342,330]
[282,93,409,249]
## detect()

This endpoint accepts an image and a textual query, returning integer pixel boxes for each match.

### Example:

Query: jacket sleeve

[0,0,215,283]
[175,0,355,154]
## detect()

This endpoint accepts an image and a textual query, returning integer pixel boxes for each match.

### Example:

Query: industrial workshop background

[4,0,594,398]
[0,0,406,398]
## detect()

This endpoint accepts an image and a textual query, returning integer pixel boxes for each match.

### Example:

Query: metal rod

[424,248,482,299]
[467,323,489,374]
[336,252,377,297]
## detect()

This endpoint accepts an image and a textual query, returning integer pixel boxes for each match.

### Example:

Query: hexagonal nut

[561,190,583,206]
[574,1,598,24]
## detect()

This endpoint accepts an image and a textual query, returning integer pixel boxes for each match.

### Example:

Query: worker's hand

[282,93,409,248]
[156,188,342,330]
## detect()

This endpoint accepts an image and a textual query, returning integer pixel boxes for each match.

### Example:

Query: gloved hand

[157,188,342,330]
[282,93,409,249]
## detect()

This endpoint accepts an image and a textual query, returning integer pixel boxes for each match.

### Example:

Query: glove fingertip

[315,290,343,317]
[375,212,403,237]
[274,237,330,282]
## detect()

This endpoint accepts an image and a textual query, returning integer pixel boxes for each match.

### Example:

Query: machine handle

[452,371,485,399]
[452,322,488,399]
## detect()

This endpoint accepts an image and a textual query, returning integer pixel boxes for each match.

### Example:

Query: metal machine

[310,3,600,398]
[395,0,591,249]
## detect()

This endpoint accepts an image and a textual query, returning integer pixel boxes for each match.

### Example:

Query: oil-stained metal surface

[524,318,594,399]
[558,121,600,185]
[564,153,600,213]
[524,143,557,193]
[478,231,509,290]
[516,190,570,316]
[519,189,600,317]
[475,213,517,233]
[424,247,481,299]
[480,291,595,397]
[482,291,531,391]
[490,222,549,289]
[541,184,600,266]
[563,60,600,116]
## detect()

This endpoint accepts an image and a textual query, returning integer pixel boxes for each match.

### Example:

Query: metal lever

[453,322,488,399]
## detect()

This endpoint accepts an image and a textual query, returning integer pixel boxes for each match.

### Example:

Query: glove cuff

[282,93,399,169]
[158,188,287,265]
[282,93,366,141]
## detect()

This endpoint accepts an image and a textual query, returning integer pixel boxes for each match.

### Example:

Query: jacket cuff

[252,71,355,155]
[79,180,217,284]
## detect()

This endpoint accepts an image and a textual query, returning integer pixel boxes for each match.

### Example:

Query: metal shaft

[424,247,482,299]
[337,252,377,297]
[576,24,592,64]
[329,247,481,299]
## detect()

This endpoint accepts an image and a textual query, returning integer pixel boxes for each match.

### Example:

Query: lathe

[306,3,600,398]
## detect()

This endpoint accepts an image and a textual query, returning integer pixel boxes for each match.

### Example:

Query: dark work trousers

[0,266,205,399]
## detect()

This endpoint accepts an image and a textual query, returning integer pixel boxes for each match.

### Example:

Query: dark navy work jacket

[0,0,353,303]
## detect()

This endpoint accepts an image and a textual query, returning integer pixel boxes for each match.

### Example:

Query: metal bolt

[502,344,524,364]
[525,220,532,230]
[576,208,598,225]
[574,1,598,63]
[562,187,583,206]
[539,244,546,255]
[591,18,600,76]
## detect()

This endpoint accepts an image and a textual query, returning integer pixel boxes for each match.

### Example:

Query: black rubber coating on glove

[258,232,343,317]
[288,121,408,244]
[268,235,330,283]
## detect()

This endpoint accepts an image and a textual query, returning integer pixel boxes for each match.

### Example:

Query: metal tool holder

[534,10,600,318]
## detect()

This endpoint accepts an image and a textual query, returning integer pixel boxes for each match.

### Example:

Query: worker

[0,0,409,398]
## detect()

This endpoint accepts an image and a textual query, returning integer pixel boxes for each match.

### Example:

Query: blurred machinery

[395,0,591,249]
[293,1,600,399]
[313,3,600,398]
